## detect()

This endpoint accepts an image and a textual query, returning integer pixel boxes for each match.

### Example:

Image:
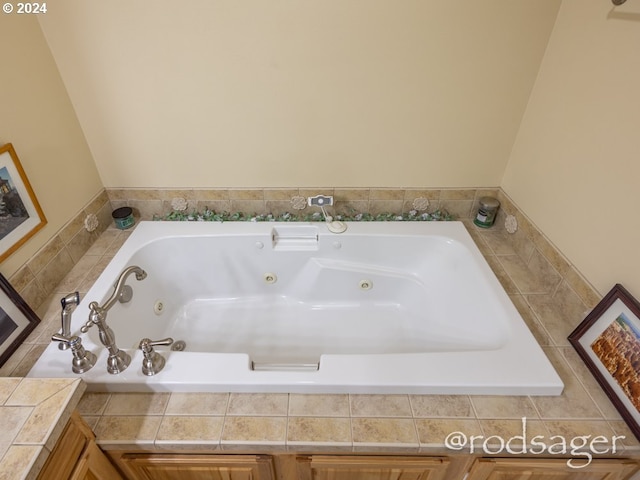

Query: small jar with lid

[473,197,500,228]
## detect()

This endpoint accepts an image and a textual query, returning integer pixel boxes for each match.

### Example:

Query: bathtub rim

[28,220,565,396]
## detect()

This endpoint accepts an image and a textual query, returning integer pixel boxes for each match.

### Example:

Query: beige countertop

[3,378,640,480]
[0,378,85,480]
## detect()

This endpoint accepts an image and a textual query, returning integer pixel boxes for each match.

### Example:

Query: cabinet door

[38,411,123,480]
[70,441,125,480]
[296,455,450,480]
[114,453,275,480]
[466,457,640,480]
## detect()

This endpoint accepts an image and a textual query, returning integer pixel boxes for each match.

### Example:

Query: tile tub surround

[7,186,640,458]
[6,189,112,316]
[106,187,501,221]
[0,378,85,480]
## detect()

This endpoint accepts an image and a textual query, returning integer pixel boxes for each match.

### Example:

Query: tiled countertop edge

[0,378,86,480]
[79,392,640,460]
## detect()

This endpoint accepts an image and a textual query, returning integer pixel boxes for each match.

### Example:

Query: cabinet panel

[296,455,450,480]
[466,457,640,480]
[113,453,275,480]
[38,411,123,480]
[70,441,124,480]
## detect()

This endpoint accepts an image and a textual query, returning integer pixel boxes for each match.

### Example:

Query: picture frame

[0,272,40,367]
[0,143,47,262]
[568,284,640,441]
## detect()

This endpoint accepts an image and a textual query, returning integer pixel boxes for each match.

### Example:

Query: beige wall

[0,15,104,278]
[502,0,640,296]
[38,0,560,188]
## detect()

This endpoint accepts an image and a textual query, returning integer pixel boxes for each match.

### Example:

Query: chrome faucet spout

[80,265,147,374]
[102,265,147,311]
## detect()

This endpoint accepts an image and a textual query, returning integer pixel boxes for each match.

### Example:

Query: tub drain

[171,340,186,351]
[359,280,373,290]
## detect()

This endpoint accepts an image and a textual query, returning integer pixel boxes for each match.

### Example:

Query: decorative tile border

[106,187,500,222]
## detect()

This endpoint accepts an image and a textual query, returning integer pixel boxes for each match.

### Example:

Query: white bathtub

[29,221,563,395]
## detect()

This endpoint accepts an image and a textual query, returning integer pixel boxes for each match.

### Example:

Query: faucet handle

[80,319,94,334]
[51,333,97,374]
[138,337,173,376]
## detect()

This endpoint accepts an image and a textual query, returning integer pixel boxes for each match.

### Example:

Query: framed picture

[568,284,640,441]
[0,272,40,367]
[0,143,47,262]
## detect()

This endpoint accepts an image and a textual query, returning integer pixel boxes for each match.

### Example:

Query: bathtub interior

[85,225,511,365]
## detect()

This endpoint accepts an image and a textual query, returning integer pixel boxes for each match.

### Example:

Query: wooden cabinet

[37,411,123,480]
[466,457,640,480]
[105,451,640,480]
[109,452,276,480]
[295,455,451,480]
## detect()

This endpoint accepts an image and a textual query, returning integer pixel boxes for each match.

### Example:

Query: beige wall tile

[0,445,46,480]
[471,396,538,419]
[368,200,404,215]
[510,294,554,346]
[334,200,369,216]
[287,417,351,447]
[221,416,287,446]
[334,189,370,201]
[193,189,229,201]
[527,282,588,347]
[35,249,76,294]
[104,393,170,416]
[84,189,110,215]
[129,199,164,220]
[485,256,519,294]
[439,200,474,219]
[530,348,603,419]
[7,344,48,377]
[564,266,602,309]
[299,188,335,199]
[27,237,65,275]
[77,392,111,416]
[8,266,35,293]
[65,229,97,263]
[289,394,349,417]
[440,189,476,201]
[227,393,288,416]
[159,189,199,201]
[55,255,102,294]
[478,418,548,451]
[264,189,299,200]
[6,378,78,406]
[165,393,229,416]
[403,189,441,201]
[59,213,86,245]
[156,416,224,444]
[415,418,483,449]
[350,394,412,417]
[228,189,264,200]
[499,251,561,295]
[195,200,232,213]
[0,378,21,403]
[352,418,418,450]
[229,199,266,215]
[93,415,162,445]
[370,189,404,201]
[265,200,294,216]
[410,395,473,418]
[558,347,622,420]
[0,406,32,457]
